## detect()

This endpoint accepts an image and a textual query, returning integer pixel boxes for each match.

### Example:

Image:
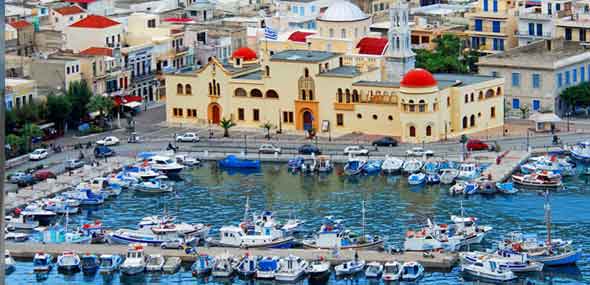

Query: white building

[516,0,572,47]
[49,5,88,31]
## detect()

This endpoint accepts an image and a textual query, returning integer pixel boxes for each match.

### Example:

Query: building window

[491,106,496,118]
[409,126,416,137]
[177,84,183,94]
[464,94,468,103]
[511,73,520,87]
[418,100,426,112]
[372,114,378,120]
[565,28,572,40]
[528,23,535,36]
[172,108,183,117]
[470,115,476,127]
[532,74,541,89]
[408,100,415,112]
[265,66,270,76]
[253,109,260,121]
[426,125,432,136]
[308,90,314,101]
[581,29,587,42]
[447,97,451,106]
[185,84,192,95]
[234,88,247,97]
[573,68,578,83]
[565,71,571,85]
[340,28,346,39]
[483,0,488,11]
[474,19,483,32]
[66,67,70,74]
[512,98,520,109]
[148,19,156,28]
[462,116,467,129]
[557,73,563,88]
[582,66,586,81]
[186,109,197,117]
[470,93,474,102]
[533,99,541,111]
[266,90,279,98]
[283,111,294,123]
[492,21,500,33]
[251,89,263,97]
[238,108,245,120]
[304,68,309,78]
[336,113,344,126]
[492,0,498,11]
[357,113,362,119]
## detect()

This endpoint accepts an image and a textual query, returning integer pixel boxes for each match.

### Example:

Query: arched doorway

[302,110,313,131]
[208,103,221,124]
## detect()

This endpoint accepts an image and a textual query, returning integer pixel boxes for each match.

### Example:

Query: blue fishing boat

[81,254,99,274]
[33,252,53,272]
[496,182,518,194]
[344,157,367,176]
[363,160,383,174]
[98,254,123,274]
[256,256,280,279]
[287,157,304,171]
[62,188,105,206]
[408,173,426,185]
[192,254,216,275]
[236,254,258,277]
[219,155,260,169]
[426,174,440,184]
[463,182,479,195]
[57,251,81,272]
[570,141,590,161]
[423,161,440,174]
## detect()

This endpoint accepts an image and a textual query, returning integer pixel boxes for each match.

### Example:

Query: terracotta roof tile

[54,6,86,15]
[356,37,388,55]
[69,15,120,29]
[9,20,32,29]
[79,47,113,56]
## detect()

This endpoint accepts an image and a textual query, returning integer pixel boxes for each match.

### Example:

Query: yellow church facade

[165,48,505,143]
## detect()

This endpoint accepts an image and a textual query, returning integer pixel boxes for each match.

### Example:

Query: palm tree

[219,117,236,137]
[261,121,274,140]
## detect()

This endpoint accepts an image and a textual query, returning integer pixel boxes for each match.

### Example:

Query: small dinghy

[146,254,165,272]
[440,168,459,184]
[335,259,365,276]
[476,177,497,194]
[287,157,304,172]
[306,257,330,280]
[381,155,404,174]
[132,178,173,194]
[426,174,440,184]
[211,253,236,277]
[449,182,465,195]
[163,257,181,274]
[81,254,99,274]
[191,254,216,275]
[316,155,333,173]
[57,251,81,272]
[219,155,260,169]
[496,182,518,194]
[363,160,383,174]
[422,161,440,174]
[408,173,426,185]
[382,261,402,281]
[402,159,423,175]
[461,259,517,282]
[364,262,384,278]
[98,254,123,274]
[463,182,479,195]
[344,157,367,176]
[401,261,424,282]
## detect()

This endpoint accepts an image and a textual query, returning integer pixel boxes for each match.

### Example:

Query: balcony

[175,46,189,55]
[132,71,155,82]
[515,31,552,39]
[333,102,355,111]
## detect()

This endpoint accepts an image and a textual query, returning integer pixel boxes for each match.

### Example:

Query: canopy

[529,112,561,132]
[124,101,142,108]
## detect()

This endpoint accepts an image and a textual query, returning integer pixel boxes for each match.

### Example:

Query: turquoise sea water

[6,162,590,284]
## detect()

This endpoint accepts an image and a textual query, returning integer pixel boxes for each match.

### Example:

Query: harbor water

[6,162,590,284]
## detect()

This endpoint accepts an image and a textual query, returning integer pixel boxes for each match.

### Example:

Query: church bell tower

[384,3,415,82]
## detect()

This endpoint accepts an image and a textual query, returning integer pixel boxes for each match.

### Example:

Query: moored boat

[302,216,383,250]
[402,159,423,175]
[496,182,518,194]
[401,261,424,282]
[512,172,563,189]
[33,252,53,272]
[335,258,365,276]
[211,253,236,277]
[306,257,330,280]
[236,254,258,277]
[163,257,182,274]
[5,250,15,274]
[120,244,147,275]
[275,255,308,282]
[461,259,517,282]
[364,262,383,278]
[457,163,479,181]
[440,168,459,184]
[146,254,165,272]
[81,254,99,274]
[382,261,402,281]
[98,254,123,274]
[381,155,404,174]
[408,173,426,185]
[463,182,479,195]
[344,157,367,176]
[460,250,544,272]
[131,177,173,193]
[426,173,440,184]
[256,256,279,279]
[192,254,216,275]
[57,251,81,272]
[219,155,260,169]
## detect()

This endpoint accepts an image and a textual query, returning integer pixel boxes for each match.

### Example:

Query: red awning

[288,31,315,43]
[112,95,142,106]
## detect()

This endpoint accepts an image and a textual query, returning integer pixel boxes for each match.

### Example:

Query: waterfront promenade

[6,242,458,270]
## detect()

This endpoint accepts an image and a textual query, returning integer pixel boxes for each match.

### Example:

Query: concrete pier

[5,157,134,212]
[480,150,530,182]
[6,242,457,271]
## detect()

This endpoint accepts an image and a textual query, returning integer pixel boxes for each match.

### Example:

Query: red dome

[400,68,437,88]
[232,47,257,61]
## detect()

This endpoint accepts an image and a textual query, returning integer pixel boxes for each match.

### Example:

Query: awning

[529,112,562,123]
[124,101,142,108]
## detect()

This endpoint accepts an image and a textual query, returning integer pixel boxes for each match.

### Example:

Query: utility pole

[1,1,7,282]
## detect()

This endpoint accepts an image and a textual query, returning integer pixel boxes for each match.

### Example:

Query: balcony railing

[515,31,552,38]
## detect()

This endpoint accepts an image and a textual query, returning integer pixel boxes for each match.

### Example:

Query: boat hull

[120,266,145,275]
[303,239,383,250]
[208,237,295,249]
[531,250,581,266]
[461,266,516,282]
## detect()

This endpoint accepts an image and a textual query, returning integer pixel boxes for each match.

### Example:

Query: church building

[165,2,505,143]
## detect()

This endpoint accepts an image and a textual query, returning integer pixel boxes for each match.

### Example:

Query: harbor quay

[6,242,458,271]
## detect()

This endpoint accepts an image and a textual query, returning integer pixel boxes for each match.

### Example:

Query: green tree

[559,82,590,113]
[260,121,274,140]
[5,110,17,134]
[219,117,236,138]
[6,134,24,156]
[415,34,478,74]
[66,80,93,126]
[87,95,114,128]
[20,123,42,152]
[519,105,530,119]
[46,93,72,130]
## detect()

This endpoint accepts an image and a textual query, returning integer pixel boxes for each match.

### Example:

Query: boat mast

[544,190,551,247]
[243,195,250,223]
[361,200,366,237]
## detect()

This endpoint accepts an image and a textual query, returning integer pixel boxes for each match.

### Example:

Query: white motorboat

[145,155,185,174]
[275,255,308,282]
[5,250,15,273]
[106,171,139,188]
[5,231,29,242]
[381,155,404,173]
[18,204,57,226]
[256,256,280,279]
[42,198,79,214]
[98,254,123,274]
[235,254,258,277]
[402,159,423,174]
[461,259,517,282]
[512,172,563,189]
[163,257,182,274]
[131,177,173,193]
[175,154,200,166]
[315,155,333,173]
[335,259,365,276]
[108,219,210,246]
[382,261,402,281]
[5,213,39,230]
[146,254,165,272]
[302,215,383,250]
[460,250,544,272]
[123,165,161,180]
[570,141,590,161]
[33,252,53,272]
[440,168,459,184]
[207,209,294,249]
[306,257,330,279]
[120,244,147,275]
[57,251,81,272]
[457,163,479,180]
[449,181,465,195]
[364,261,383,278]
[401,261,424,281]
[211,253,236,277]
[404,227,447,251]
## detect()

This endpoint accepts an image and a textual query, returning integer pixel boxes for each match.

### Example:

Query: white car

[96,136,120,146]
[29,148,49,161]
[258,144,281,154]
[343,145,370,156]
[175,132,200,143]
[406,147,434,157]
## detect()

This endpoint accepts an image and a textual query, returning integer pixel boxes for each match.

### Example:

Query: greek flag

[264,26,278,40]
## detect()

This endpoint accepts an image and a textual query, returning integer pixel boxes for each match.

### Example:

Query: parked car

[65,159,85,171]
[406,147,434,157]
[298,144,321,155]
[8,172,29,184]
[160,237,198,249]
[175,132,200,143]
[258,144,281,154]
[343,145,370,156]
[127,132,142,143]
[29,148,49,161]
[33,170,56,182]
[96,136,120,146]
[466,139,493,151]
[94,146,116,158]
[15,174,36,187]
[372,136,398,147]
